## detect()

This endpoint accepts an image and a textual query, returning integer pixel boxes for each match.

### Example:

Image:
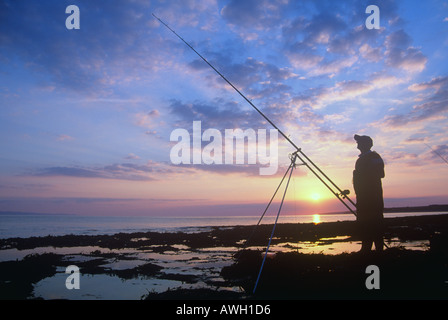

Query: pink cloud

[56,134,74,141]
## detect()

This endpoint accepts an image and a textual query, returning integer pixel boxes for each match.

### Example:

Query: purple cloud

[381,76,448,127]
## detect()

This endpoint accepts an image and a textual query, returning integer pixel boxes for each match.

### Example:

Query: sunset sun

[310,193,322,202]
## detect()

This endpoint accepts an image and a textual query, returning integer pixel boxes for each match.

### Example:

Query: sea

[1,211,447,239]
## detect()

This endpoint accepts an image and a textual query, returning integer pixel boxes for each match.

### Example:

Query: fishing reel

[339,189,351,199]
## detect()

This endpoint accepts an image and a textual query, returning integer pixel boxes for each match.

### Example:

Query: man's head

[354,134,373,153]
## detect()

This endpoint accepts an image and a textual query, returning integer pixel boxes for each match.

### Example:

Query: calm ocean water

[1,211,446,239]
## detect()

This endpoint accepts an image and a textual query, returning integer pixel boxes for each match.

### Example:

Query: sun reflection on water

[312,214,321,224]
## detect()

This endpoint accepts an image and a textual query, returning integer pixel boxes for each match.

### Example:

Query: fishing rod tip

[151,12,161,21]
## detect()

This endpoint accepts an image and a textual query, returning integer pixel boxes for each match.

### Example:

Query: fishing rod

[152,14,357,217]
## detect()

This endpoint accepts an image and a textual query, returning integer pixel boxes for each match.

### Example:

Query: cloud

[153,0,219,30]
[0,1,184,94]
[375,76,448,129]
[308,56,358,77]
[168,98,272,130]
[277,1,427,79]
[35,167,104,179]
[386,143,448,168]
[326,24,378,56]
[221,0,286,31]
[283,14,352,76]
[189,56,296,101]
[386,47,427,73]
[125,153,140,160]
[0,196,207,216]
[385,29,412,48]
[384,30,427,72]
[359,44,382,62]
[403,137,428,145]
[134,109,166,139]
[282,11,379,78]
[408,76,448,92]
[175,163,281,177]
[56,134,75,141]
[286,42,324,70]
[425,144,448,164]
[30,161,180,181]
[29,159,282,181]
[32,158,291,181]
[220,1,379,79]
[291,73,402,112]
[135,110,160,128]
[300,13,347,45]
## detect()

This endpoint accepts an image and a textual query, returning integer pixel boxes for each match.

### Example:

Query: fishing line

[425,143,448,165]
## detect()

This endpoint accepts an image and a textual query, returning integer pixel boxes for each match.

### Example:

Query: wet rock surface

[0,214,447,300]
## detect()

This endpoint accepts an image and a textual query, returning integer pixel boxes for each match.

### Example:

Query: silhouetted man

[353,134,385,252]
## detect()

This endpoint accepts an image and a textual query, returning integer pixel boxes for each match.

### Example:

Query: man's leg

[361,239,373,252]
[373,218,384,252]
[374,233,384,252]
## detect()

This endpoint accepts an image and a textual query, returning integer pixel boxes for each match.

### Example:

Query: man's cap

[354,134,373,146]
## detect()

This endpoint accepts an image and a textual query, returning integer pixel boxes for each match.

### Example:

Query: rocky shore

[0,214,447,300]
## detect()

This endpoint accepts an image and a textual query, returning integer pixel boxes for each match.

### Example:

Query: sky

[0,0,447,217]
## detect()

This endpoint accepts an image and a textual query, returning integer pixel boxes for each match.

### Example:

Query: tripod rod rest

[289,150,305,168]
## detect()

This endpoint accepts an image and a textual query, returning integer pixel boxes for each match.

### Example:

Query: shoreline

[1,209,447,240]
[2,203,448,216]
[2,213,447,249]
[0,213,447,300]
